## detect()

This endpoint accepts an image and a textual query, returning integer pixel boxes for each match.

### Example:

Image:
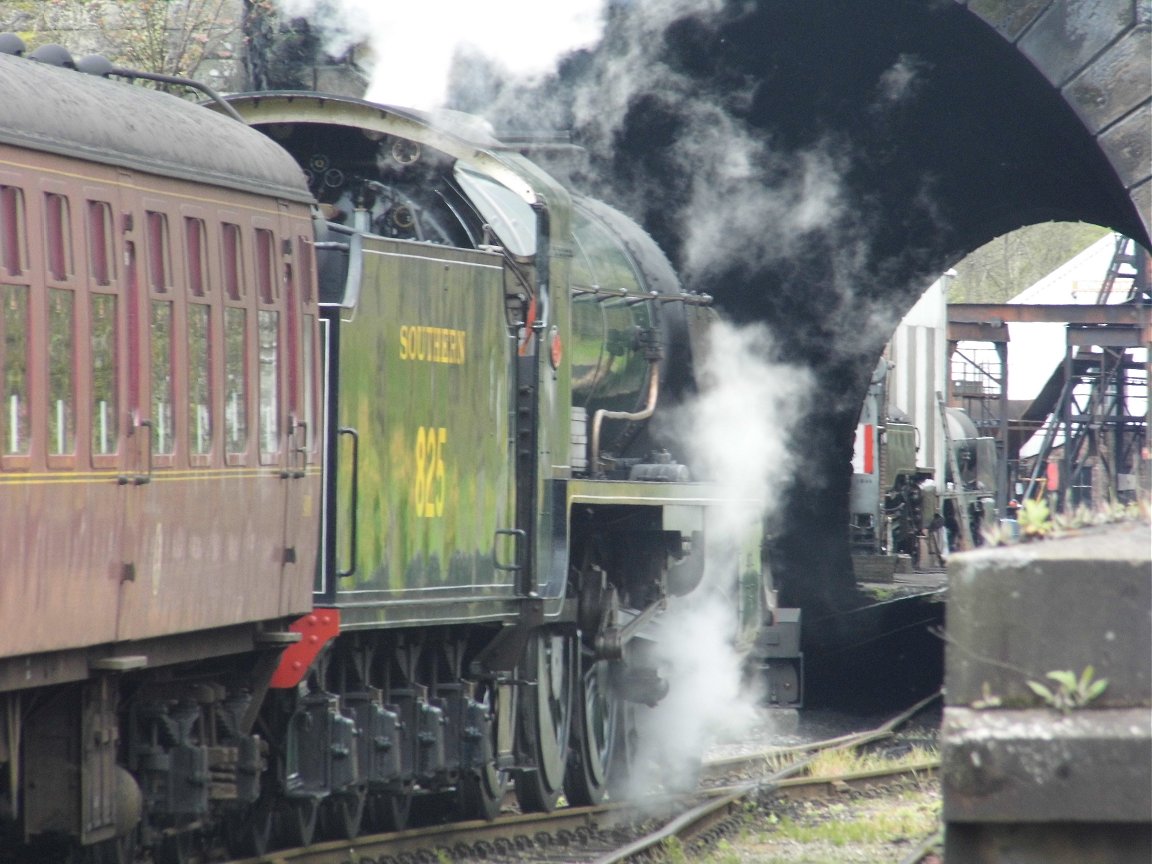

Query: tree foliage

[948,222,1111,303]
[0,0,239,80]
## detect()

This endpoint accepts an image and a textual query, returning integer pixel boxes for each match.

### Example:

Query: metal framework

[947,240,1151,511]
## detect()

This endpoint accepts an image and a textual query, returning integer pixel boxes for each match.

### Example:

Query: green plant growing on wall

[1016,498,1051,539]
[1026,666,1109,713]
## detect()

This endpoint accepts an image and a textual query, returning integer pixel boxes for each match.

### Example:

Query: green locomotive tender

[222,91,802,847]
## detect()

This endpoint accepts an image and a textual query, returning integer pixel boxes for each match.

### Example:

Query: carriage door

[110,176,150,624]
[261,212,310,611]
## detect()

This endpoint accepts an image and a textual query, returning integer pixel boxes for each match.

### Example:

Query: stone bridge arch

[957,0,1149,242]
[541,0,1150,614]
[248,0,1150,614]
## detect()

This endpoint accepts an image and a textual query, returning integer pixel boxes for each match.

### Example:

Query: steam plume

[272,0,605,109]
[624,320,813,796]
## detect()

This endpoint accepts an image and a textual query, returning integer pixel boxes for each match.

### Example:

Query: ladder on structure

[937,391,976,550]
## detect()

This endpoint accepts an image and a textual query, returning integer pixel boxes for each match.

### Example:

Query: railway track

[219,693,941,864]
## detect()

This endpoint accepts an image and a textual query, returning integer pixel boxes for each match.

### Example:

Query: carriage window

[186,217,208,297]
[1,284,29,454]
[151,300,174,454]
[224,307,247,455]
[47,288,75,456]
[45,193,73,282]
[87,201,115,286]
[222,222,243,301]
[255,228,275,304]
[258,310,279,460]
[188,302,212,455]
[1,186,27,278]
[146,210,171,293]
[91,293,118,457]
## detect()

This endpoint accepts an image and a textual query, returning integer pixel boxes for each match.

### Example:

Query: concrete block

[943,522,1152,863]
[946,822,1152,864]
[1063,27,1152,131]
[943,707,1152,822]
[945,522,1151,708]
[1019,0,1137,86]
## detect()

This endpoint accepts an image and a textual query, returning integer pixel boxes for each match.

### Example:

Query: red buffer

[270,609,341,688]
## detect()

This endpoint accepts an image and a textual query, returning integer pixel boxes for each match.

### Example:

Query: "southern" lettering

[399,326,467,365]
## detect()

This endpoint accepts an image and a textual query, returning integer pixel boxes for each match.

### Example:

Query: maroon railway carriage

[0,51,319,854]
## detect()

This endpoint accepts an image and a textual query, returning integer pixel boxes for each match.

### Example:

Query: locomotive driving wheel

[223,796,275,858]
[72,831,137,864]
[514,629,575,812]
[152,830,197,864]
[363,787,412,833]
[565,567,624,806]
[457,678,508,821]
[318,786,367,841]
[275,797,319,849]
[565,649,619,805]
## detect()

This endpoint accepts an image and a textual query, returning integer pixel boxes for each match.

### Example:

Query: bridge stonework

[957,0,1152,238]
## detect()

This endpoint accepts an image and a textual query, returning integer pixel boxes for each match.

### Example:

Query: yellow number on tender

[414,426,447,518]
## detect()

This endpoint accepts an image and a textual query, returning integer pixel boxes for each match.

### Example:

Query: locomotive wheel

[276,797,319,849]
[318,787,366,840]
[364,788,412,833]
[223,798,275,857]
[457,684,507,821]
[606,699,638,799]
[152,831,196,864]
[459,762,504,822]
[73,831,136,864]
[514,630,575,813]
[564,652,618,806]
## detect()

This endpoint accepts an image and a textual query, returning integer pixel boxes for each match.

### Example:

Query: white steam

[272,0,605,108]
[678,319,812,513]
[624,321,813,796]
[876,53,927,104]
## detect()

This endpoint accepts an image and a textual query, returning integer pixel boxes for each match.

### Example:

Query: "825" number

[414,426,446,518]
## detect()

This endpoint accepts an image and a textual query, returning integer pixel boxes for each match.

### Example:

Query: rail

[218,692,941,864]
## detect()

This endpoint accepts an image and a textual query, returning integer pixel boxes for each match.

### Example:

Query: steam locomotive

[0,41,800,863]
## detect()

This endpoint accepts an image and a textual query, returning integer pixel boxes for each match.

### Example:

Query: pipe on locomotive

[589,358,661,477]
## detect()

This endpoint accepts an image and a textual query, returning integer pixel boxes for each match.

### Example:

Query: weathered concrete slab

[945,522,1151,708]
[946,822,1152,864]
[944,707,1152,822]
[943,521,1152,863]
